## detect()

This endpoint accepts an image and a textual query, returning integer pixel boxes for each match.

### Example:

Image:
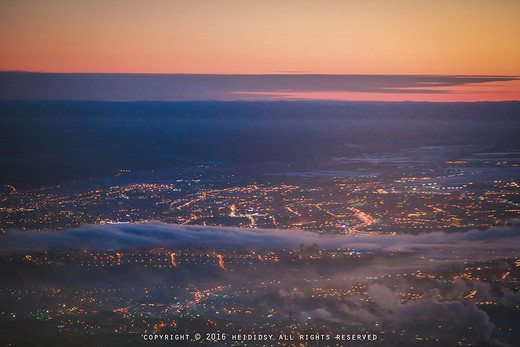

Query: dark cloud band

[1,73,518,101]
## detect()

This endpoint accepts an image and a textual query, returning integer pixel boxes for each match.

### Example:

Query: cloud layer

[1,72,517,101]
[2,221,520,256]
[3,222,519,344]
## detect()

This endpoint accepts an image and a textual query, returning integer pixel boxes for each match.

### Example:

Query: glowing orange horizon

[234,79,520,102]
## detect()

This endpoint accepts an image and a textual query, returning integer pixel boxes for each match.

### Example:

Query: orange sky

[1,0,519,101]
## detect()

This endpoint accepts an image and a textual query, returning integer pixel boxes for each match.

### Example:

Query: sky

[1,0,519,101]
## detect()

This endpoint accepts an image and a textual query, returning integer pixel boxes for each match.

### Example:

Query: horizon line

[2,71,519,78]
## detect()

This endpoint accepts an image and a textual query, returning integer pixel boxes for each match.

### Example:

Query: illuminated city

[1,101,520,346]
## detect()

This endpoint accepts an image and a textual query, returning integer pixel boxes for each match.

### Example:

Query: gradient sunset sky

[1,0,519,101]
